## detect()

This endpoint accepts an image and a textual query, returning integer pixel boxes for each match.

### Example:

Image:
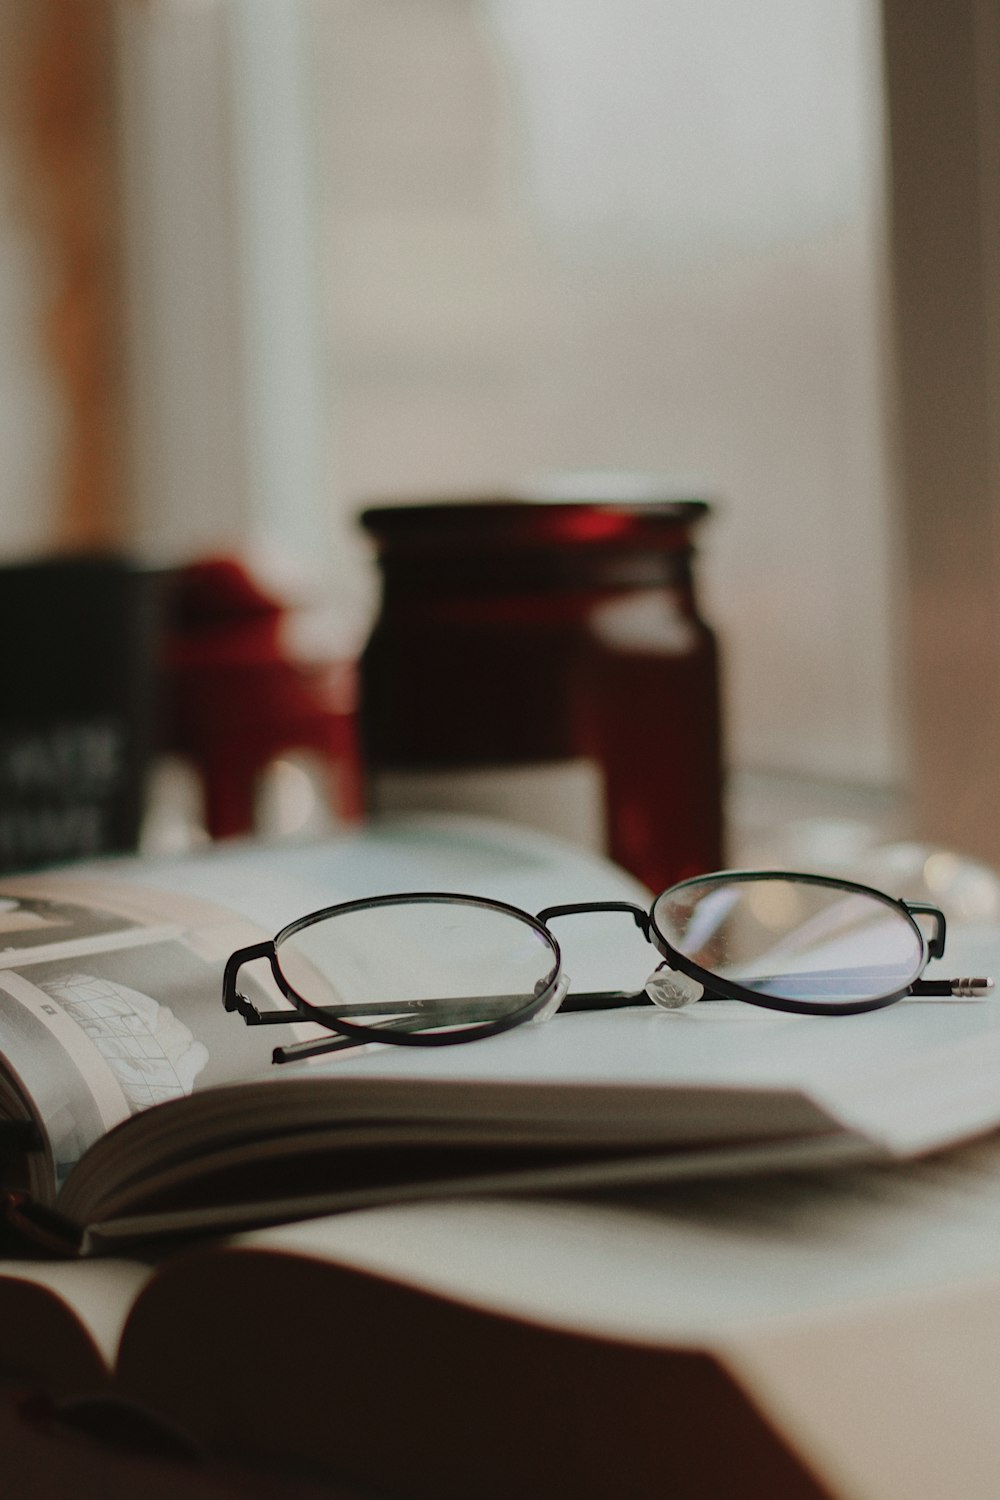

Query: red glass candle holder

[360,497,724,892]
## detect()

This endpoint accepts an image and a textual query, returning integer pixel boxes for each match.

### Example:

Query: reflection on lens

[652,875,924,1005]
[275,896,560,1038]
[746,880,803,932]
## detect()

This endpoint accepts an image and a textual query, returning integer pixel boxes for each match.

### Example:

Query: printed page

[0,875,290,1201]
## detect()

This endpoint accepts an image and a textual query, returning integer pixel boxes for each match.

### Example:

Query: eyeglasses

[222,869,993,1065]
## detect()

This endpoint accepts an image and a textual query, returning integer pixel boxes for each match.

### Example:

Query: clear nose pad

[644,963,704,1010]
[531,971,569,1023]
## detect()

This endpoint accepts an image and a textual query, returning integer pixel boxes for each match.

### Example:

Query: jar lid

[359,495,710,554]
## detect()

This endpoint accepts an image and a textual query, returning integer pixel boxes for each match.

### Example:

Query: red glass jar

[360,497,724,892]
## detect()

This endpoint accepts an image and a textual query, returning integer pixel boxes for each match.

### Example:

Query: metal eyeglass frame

[222,869,992,1066]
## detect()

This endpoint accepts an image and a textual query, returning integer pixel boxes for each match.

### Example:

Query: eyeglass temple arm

[226,945,550,1029]
[274,1014,443,1064]
[273,987,576,1064]
[899,902,990,992]
[227,907,658,1034]
[224,938,571,1061]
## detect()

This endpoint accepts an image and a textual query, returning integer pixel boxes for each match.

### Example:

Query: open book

[2,813,1000,1255]
[7,1136,1000,1499]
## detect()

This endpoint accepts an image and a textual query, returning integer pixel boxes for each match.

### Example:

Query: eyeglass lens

[653,876,925,1005]
[274,898,560,1038]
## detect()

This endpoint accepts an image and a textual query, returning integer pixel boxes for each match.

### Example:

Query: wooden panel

[883,0,1000,859]
[19,0,124,550]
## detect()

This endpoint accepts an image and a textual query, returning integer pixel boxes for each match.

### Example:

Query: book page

[0,814,653,1205]
[202,1132,1000,1345]
[65,967,1000,1245]
[0,1257,152,1393]
[0,876,289,1201]
[129,811,653,929]
[119,1134,1000,1499]
[300,916,1000,1159]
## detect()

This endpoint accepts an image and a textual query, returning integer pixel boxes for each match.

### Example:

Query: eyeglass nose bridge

[534,901,656,1016]
[535,900,651,936]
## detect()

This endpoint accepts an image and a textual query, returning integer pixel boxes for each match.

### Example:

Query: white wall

[0,0,900,797]
[113,0,366,634]
[310,0,899,791]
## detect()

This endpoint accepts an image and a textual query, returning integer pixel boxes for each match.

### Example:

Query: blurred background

[0,0,995,884]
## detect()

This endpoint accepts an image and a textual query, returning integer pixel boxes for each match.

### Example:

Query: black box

[0,556,159,871]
